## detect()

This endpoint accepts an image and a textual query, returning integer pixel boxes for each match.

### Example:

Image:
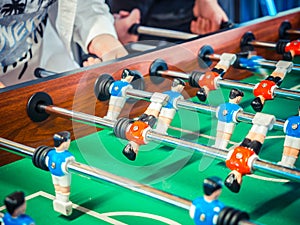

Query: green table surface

[1,65,300,225]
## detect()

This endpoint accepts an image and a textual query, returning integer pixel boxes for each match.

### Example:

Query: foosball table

[0,7,300,225]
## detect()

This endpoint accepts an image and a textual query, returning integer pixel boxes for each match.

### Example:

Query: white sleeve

[189,204,196,219]
[73,0,118,53]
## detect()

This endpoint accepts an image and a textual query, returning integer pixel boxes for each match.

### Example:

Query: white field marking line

[101,212,181,225]
[290,84,300,90]
[0,191,126,225]
[265,135,285,139]
[0,191,180,225]
[247,174,289,183]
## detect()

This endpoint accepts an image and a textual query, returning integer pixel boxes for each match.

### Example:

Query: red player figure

[2,191,35,225]
[155,78,186,134]
[123,92,169,160]
[251,60,293,112]
[196,53,236,102]
[225,112,275,193]
[214,89,244,150]
[104,69,135,120]
[46,131,75,216]
[278,106,300,168]
[285,39,300,58]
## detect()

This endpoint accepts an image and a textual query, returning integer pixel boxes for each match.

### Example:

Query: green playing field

[1,67,300,225]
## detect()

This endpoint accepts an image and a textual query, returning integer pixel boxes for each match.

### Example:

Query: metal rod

[147,131,300,182]
[136,25,198,40]
[39,105,115,129]
[175,99,285,130]
[286,29,300,35]
[0,138,190,210]
[157,70,191,79]
[248,40,277,48]
[0,137,257,225]
[125,87,285,130]
[205,53,300,72]
[35,103,300,182]
[156,69,300,99]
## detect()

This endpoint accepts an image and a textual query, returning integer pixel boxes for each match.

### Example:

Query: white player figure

[214,88,244,150]
[155,78,186,134]
[104,69,135,120]
[46,131,75,216]
[278,106,300,168]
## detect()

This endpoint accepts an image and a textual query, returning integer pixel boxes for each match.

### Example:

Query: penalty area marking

[0,191,181,225]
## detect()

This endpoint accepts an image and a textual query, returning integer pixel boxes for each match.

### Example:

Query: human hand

[114,8,141,44]
[0,81,5,88]
[86,33,128,66]
[191,0,228,34]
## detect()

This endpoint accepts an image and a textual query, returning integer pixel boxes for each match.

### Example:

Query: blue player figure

[190,176,224,225]
[104,69,135,120]
[214,89,244,150]
[46,131,75,216]
[2,191,35,225]
[155,78,186,134]
[278,106,300,168]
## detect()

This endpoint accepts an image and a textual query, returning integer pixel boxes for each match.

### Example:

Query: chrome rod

[157,70,191,79]
[136,25,198,40]
[286,29,300,35]
[0,138,190,210]
[39,105,115,129]
[217,79,300,99]
[248,40,277,48]
[0,137,258,225]
[147,131,300,182]
[155,69,300,99]
[126,87,285,130]
[204,53,300,72]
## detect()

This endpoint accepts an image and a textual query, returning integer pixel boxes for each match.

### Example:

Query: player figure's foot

[224,173,241,193]
[251,97,264,112]
[122,143,137,161]
[139,114,157,128]
[196,87,207,102]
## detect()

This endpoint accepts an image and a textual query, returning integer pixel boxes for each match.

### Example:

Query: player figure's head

[4,191,26,217]
[121,69,135,82]
[203,176,223,200]
[171,78,185,93]
[54,131,71,151]
[229,88,244,104]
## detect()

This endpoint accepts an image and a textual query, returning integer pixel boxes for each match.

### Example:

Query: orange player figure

[123,91,169,160]
[214,88,244,150]
[285,39,300,58]
[196,53,236,102]
[251,60,293,112]
[278,106,300,168]
[104,69,135,120]
[225,112,275,193]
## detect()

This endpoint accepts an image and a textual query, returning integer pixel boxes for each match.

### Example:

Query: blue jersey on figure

[110,80,131,96]
[163,90,183,109]
[217,103,242,123]
[3,191,35,225]
[284,116,300,138]
[47,150,74,176]
[191,197,224,225]
[190,177,224,225]
[3,213,35,225]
